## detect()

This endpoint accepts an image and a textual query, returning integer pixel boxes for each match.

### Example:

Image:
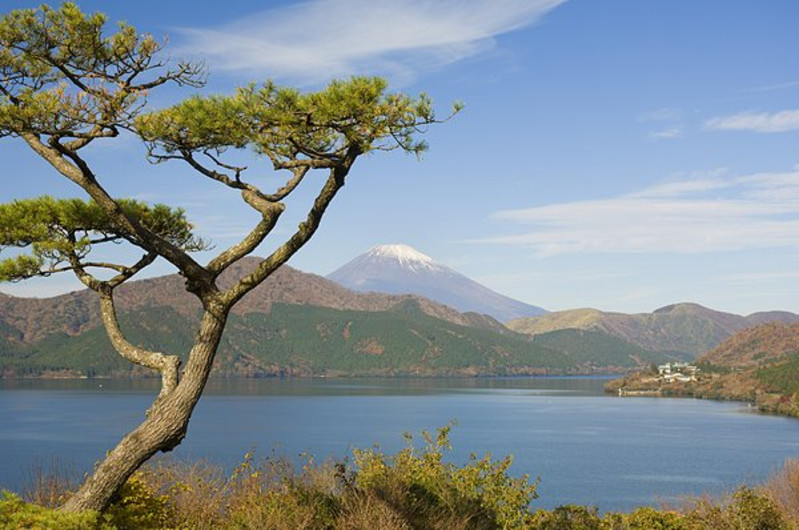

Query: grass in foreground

[2,426,798,529]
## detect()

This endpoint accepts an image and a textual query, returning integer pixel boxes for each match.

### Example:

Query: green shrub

[728,487,786,530]
[683,487,788,530]
[352,423,538,529]
[103,472,173,530]
[605,506,687,529]
[529,504,602,529]
[0,491,114,530]
[12,430,798,529]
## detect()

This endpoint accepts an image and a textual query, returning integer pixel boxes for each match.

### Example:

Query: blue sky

[2,0,799,315]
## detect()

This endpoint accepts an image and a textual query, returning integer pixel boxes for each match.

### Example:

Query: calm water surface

[1,377,798,512]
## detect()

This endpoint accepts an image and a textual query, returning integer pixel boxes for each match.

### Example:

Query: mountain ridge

[508,302,799,357]
[0,258,510,344]
[0,256,684,377]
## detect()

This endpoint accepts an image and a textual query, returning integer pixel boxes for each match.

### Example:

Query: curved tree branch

[66,250,179,401]
[20,132,213,295]
[263,166,309,201]
[176,148,246,189]
[206,193,285,276]
[99,291,181,403]
[105,252,157,289]
[220,148,359,309]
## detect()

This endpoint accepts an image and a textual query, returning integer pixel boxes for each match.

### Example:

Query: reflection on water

[1,376,797,512]
[0,375,610,396]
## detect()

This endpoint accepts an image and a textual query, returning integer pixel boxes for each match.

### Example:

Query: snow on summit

[366,244,441,271]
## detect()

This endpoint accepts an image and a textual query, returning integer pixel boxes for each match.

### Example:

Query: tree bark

[59,310,227,512]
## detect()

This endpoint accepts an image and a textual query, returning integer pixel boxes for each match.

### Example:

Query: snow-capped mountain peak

[365,244,442,272]
[327,244,547,322]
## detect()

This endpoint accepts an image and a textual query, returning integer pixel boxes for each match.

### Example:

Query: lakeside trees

[0,3,456,511]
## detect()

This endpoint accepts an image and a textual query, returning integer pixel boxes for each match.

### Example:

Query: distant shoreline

[1,371,623,381]
[604,373,799,419]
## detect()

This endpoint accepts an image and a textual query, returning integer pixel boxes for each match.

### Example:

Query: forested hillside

[1,299,683,377]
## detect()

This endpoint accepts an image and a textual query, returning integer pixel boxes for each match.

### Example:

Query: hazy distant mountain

[327,244,547,322]
[508,302,799,357]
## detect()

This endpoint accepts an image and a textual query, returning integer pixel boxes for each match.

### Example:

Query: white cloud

[629,173,731,198]
[483,167,799,256]
[705,109,799,133]
[648,127,682,139]
[176,0,565,83]
[738,168,799,201]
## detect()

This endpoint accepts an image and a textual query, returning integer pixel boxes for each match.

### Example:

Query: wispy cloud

[648,127,682,139]
[639,108,684,139]
[705,109,799,133]
[176,0,565,84]
[482,166,799,256]
[744,80,799,93]
[628,169,731,198]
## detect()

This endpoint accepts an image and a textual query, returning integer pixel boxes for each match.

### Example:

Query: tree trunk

[60,310,227,513]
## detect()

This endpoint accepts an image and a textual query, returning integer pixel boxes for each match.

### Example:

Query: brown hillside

[0,258,507,343]
[699,322,799,369]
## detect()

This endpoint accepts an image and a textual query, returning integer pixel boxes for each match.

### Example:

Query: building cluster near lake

[657,362,699,383]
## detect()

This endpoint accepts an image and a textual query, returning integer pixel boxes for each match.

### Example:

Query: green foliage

[756,353,799,395]
[532,329,690,368]
[0,491,113,529]
[681,487,788,530]
[727,486,787,530]
[0,306,195,376]
[530,504,602,529]
[0,2,201,138]
[226,303,574,375]
[607,506,686,529]
[137,76,459,162]
[0,197,203,282]
[89,427,536,529]
[353,424,538,529]
[103,472,172,530]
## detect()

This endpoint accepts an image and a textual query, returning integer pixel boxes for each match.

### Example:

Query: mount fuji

[327,244,547,322]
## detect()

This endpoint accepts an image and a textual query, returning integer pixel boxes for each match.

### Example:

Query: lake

[1,376,798,512]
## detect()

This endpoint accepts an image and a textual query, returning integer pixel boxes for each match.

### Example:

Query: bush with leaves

[351,423,539,529]
[0,491,113,530]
